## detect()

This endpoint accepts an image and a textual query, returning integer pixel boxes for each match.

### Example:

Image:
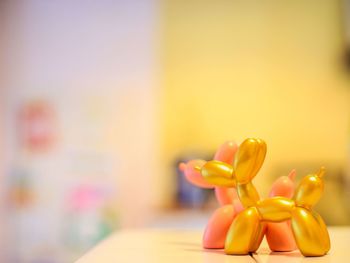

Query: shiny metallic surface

[291,207,330,256]
[257,197,295,222]
[199,138,330,257]
[294,167,325,208]
[201,160,235,187]
[233,138,267,184]
[237,182,260,207]
[224,207,262,254]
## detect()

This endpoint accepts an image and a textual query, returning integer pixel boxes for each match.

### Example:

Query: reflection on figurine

[180,138,330,257]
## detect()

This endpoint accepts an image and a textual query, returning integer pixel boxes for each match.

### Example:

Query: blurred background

[1,0,350,262]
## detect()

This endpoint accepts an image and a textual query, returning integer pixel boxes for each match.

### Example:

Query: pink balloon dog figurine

[179,141,297,251]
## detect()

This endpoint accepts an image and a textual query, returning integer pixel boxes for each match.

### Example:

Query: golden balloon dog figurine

[201,138,330,257]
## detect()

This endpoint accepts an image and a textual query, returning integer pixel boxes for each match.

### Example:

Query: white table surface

[76,227,350,263]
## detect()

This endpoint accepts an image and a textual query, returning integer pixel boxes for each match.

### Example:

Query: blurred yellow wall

[159,0,350,205]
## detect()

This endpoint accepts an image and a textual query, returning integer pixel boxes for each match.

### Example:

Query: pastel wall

[159,0,350,205]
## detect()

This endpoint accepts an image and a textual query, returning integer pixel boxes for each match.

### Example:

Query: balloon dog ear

[233,138,267,184]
